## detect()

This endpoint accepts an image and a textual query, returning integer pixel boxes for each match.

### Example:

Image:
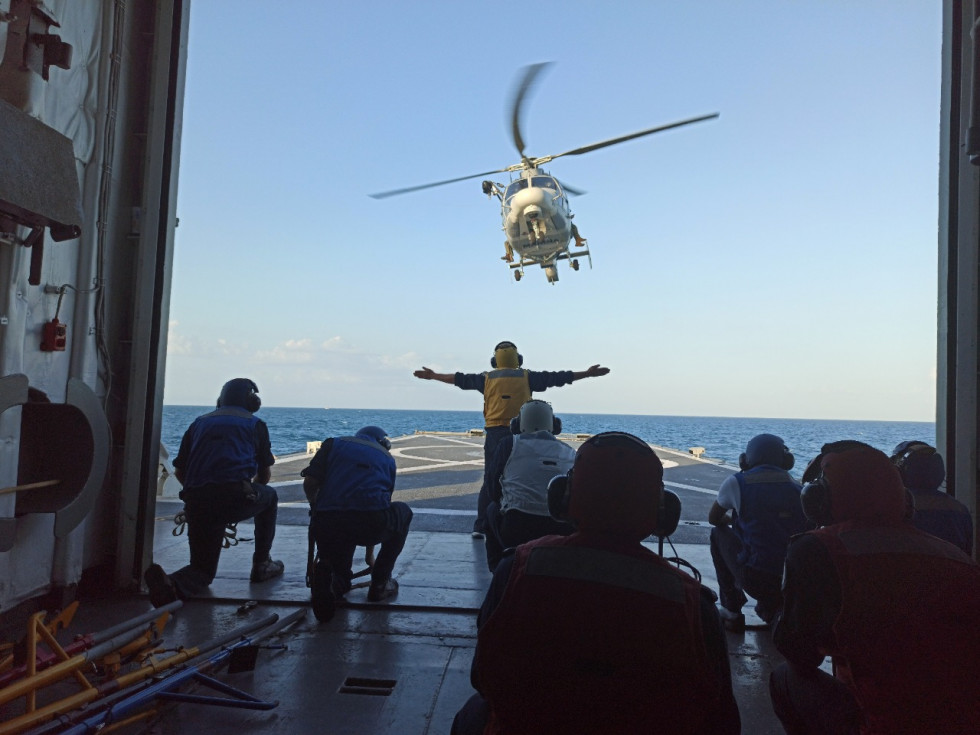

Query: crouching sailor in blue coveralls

[143,378,284,607]
[708,433,807,631]
[302,426,413,622]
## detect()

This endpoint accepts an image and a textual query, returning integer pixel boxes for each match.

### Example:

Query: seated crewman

[708,433,807,630]
[302,426,413,623]
[770,441,980,734]
[452,432,741,735]
[891,440,973,555]
[483,399,576,571]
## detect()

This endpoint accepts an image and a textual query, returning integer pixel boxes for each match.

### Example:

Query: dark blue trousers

[709,524,783,621]
[170,481,279,598]
[475,425,511,533]
[311,503,413,592]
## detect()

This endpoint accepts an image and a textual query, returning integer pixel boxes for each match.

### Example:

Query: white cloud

[251,337,320,364]
[380,351,421,369]
[167,321,192,355]
[320,336,346,350]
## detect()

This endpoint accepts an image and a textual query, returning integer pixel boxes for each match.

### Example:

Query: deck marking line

[665,481,719,496]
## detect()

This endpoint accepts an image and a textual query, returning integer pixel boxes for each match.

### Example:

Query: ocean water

[161,406,935,478]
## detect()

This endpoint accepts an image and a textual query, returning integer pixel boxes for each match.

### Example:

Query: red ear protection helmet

[801,440,906,527]
[547,432,680,541]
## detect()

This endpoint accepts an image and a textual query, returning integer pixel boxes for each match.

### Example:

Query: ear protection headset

[217,378,261,413]
[245,385,261,413]
[890,440,934,477]
[509,399,562,435]
[738,433,795,472]
[655,488,682,539]
[355,425,392,451]
[546,432,681,540]
[547,472,571,520]
[490,340,524,368]
[890,439,934,465]
[510,415,563,434]
[800,439,874,527]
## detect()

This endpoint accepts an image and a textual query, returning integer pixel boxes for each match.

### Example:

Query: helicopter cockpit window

[531,176,558,190]
[505,180,529,199]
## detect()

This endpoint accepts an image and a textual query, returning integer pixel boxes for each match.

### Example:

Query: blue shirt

[454,369,575,395]
[302,436,396,512]
[910,487,974,555]
[732,466,807,576]
[174,407,274,488]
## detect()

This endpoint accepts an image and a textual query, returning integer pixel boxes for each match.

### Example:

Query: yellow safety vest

[483,369,531,427]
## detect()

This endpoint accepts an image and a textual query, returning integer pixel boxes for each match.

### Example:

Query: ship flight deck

[6,434,788,734]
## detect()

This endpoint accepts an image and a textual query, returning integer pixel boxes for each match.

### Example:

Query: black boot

[310,560,336,622]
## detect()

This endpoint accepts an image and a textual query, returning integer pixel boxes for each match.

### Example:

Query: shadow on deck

[6,520,786,734]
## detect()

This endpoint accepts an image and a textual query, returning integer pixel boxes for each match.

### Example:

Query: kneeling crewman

[708,433,807,630]
[302,426,413,622]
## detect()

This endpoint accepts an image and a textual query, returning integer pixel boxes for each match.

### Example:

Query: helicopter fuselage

[500,170,580,265]
[372,64,717,284]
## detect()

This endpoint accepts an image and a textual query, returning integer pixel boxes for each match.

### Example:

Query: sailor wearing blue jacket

[892,440,973,555]
[144,378,284,607]
[302,426,413,622]
[708,433,808,631]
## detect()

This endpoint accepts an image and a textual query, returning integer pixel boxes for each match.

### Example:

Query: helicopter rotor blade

[369,167,515,199]
[509,62,553,159]
[535,112,720,165]
[557,180,586,196]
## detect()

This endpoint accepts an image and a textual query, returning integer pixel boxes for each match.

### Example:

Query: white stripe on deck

[279,503,714,527]
[279,502,475,515]
[665,481,719,496]
[389,435,487,473]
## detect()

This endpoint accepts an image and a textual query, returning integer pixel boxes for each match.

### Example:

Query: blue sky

[164,2,940,422]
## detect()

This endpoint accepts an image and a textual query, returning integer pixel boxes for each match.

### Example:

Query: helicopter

[371,63,718,284]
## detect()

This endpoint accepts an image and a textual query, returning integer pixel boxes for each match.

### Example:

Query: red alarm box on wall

[41,318,67,351]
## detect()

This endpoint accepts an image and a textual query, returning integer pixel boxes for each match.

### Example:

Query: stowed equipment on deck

[0,602,303,735]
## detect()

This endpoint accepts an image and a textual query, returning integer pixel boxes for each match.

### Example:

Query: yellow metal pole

[0,480,60,497]
[0,612,281,735]
[0,617,94,707]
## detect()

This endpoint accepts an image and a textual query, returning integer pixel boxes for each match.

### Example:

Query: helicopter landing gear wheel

[545,265,558,283]
[571,259,580,271]
[514,270,522,281]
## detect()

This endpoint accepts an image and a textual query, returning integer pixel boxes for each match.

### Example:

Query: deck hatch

[339,677,397,696]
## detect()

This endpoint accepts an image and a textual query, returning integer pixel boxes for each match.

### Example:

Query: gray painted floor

[4,435,789,733]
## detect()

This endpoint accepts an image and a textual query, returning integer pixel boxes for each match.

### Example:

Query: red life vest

[475,534,719,734]
[812,521,980,734]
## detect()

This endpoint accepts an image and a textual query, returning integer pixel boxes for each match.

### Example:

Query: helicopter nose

[513,186,547,208]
